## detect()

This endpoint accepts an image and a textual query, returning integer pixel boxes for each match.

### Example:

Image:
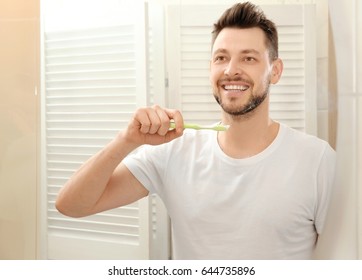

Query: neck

[218,100,279,159]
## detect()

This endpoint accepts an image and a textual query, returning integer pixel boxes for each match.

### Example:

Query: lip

[217,77,252,98]
[221,81,250,87]
[220,82,250,96]
[219,78,251,89]
[222,84,249,91]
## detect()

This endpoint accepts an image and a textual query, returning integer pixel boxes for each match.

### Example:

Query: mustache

[217,76,254,86]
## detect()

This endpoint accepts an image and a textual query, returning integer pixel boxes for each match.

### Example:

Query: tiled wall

[0,0,39,259]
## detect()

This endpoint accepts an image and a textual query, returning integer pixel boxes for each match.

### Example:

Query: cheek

[254,68,272,84]
[209,68,219,86]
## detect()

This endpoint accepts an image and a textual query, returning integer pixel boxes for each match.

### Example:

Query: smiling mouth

[222,85,249,91]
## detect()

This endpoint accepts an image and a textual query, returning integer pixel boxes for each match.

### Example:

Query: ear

[270,58,283,84]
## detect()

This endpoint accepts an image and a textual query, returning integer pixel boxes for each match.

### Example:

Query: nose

[224,59,242,77]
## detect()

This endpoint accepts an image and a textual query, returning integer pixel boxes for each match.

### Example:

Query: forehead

[212,27,268,54]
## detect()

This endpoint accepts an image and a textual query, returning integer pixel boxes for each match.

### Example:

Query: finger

[132,108,150,133]
[163,125,183,143]
[144,107,161,135]
[165,108,184,134]
[154,106,172,136]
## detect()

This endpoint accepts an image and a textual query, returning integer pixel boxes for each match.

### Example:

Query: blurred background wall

[0,0,40,259]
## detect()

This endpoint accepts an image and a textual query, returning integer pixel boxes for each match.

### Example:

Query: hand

[124,105,184,147]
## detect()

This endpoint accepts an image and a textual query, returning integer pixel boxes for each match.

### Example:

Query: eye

[244,56,256,62]
[213,55,227,63]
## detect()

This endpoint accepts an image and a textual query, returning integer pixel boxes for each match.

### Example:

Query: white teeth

[224,85,249,91]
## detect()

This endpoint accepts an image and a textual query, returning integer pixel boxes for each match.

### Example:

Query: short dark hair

[212,2,278,61]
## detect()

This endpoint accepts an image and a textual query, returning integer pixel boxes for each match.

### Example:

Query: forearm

[56,106,184,217]
[55,131,139,217]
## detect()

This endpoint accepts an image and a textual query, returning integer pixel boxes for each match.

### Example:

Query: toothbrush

[169,121,229,131]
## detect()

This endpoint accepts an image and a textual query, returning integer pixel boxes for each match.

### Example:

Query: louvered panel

[46,34,133,49]
[271,85,304,94]
[47,146,106,158]
[48,208,138,223]
[183,94,216,102]
[182,52,211,60]
[282,59,304,68]
[46,153,90,164]
[279,51,304,60]
[46,129,122,139]
[270,24,306,130]
[48,218,139,236]
[45,27,134,52]
[280,68,304,77]
[47,178,69,189]
[46,52,134,65]
[46,33,134,47]
[46,96,135,105]
[46,86,136,96]
[47,75,134,85]
[147,20,159,245]
[270,93,304,102]
[46,103,136,113]
[180,26,214,124]
[47,161,84,172]
[47,227,139,245]
[181,86,214,94]
[182,60,210,69]
[46,43,134,57]
[182,68,210,77]
[276,76,305,86]
[45,25,133,40]
[47,69,135,80]
[44,23,147,259]
[148,27,155,105]
[46,112,130,121]
[47,61,133,72]
[182,102,223,112]
[102,204,140,217]
[46,77,134,88]
[47,121,125,131]
[147,4,171,259]
[181,77,210,86]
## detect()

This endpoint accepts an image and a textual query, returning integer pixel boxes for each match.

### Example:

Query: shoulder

[282,124,332,148]
[280,124,336,161]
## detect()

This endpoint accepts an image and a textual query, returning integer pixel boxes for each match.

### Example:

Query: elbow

[55,196,71,217]
[55,194,85,218]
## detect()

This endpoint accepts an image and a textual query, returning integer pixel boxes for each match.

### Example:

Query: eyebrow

[212,48,261,56]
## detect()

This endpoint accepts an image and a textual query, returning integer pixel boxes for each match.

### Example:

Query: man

[56,2,336,259]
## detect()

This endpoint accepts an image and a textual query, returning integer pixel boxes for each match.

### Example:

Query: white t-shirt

[123,122,336,259]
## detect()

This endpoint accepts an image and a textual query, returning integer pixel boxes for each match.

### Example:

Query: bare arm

[55,106,184,218]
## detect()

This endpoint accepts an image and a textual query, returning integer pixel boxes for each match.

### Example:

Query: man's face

[210,27,281,118]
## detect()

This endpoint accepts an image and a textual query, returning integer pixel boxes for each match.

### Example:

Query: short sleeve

[122,145,167,195]
[314,144,337,234]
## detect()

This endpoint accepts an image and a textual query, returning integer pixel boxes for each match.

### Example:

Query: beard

[213,77,270,119]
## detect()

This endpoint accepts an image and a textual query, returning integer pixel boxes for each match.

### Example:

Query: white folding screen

[146,3,171,260]
[166,4,317,134]
[266,4,317,134]
[42,3,151,259]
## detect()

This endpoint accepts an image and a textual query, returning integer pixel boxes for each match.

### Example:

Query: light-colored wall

[313,0,362,259]
[0,0,39,259]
